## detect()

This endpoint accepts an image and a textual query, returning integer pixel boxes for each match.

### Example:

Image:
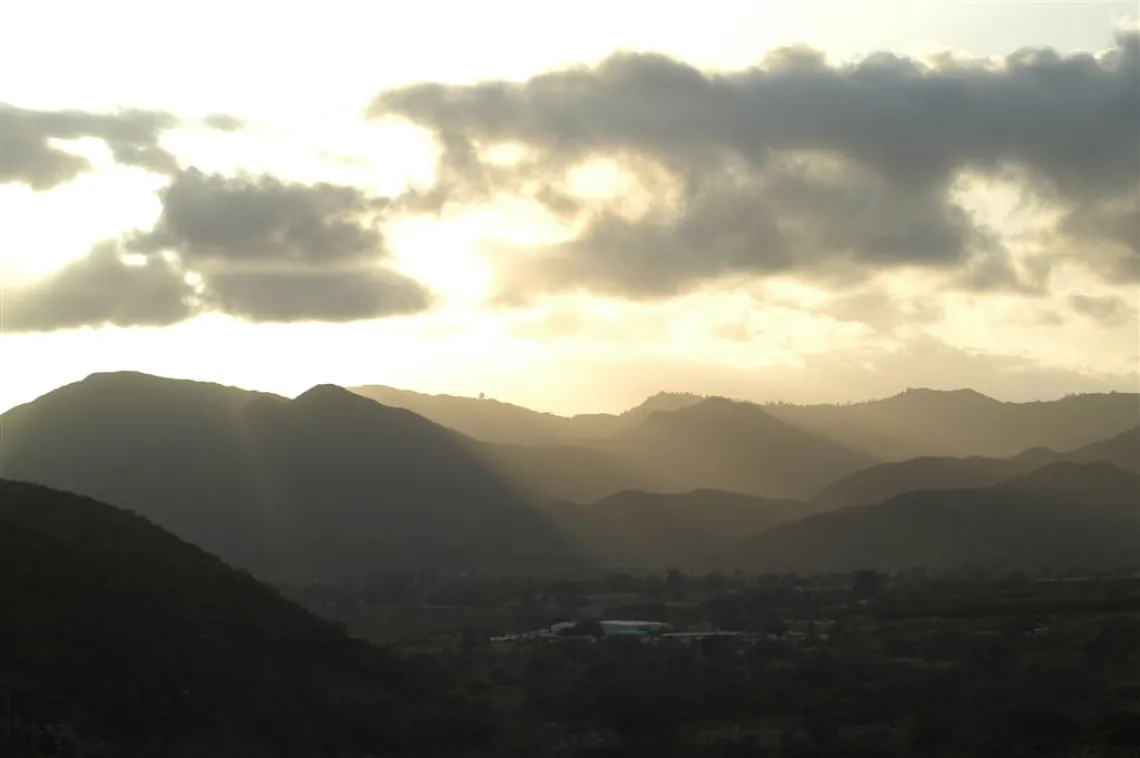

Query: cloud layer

[370,32,1140,300]
[3,169,430,331]
[2,242,192,332]
[4,33,1136,344]
[0,103,245,190]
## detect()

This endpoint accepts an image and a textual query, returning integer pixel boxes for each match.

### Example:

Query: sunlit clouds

[1,1,1137,413]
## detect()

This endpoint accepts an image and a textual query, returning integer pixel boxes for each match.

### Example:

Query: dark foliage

[300,568,1140,757]
[0,478,494,757]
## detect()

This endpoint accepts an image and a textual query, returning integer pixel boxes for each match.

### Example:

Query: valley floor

[288,567,1140,757]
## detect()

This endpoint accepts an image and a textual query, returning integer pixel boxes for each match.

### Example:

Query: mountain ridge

[0,372,586,581]
[735,461,1140,574]
[812,425,1140,510]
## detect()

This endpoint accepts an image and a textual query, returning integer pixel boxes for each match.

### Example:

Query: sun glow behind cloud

[1,0,1137,415]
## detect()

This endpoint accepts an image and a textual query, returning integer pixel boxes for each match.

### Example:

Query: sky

[2,0,1138,415]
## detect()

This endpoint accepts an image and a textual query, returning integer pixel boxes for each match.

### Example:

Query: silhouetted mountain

[0,478,491,756]
[544,489,804,571]
[349,386,1139,462]
[810,448,1063,511]
[1068,426,1140,472]
[765,388,1140,460]
[588,398,877,500]
[611,391,707,425]
[0,372,584,581]
[735,462,1140,574]
[812,426,1140,511]
[349,384,575,444]
[349,385,704,445]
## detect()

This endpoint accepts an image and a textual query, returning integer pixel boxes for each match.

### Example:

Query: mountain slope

[810,446,1064,511]
[0,478,491,756]
[736,462,1140,574]
[349,385,703,444]
[589,397,877,500]
[765,388,1140,460]
[1068,425,1140,472]
[476,442,657,504]
[0,372,585,580]
[812,425,1140,511]
[544,489,804,571]
[349,384,576,444]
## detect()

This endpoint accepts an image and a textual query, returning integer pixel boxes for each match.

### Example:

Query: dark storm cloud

[2,242,194,333]
[6,170,433,331]
[0,103,249,190]
[370,31,1140,298]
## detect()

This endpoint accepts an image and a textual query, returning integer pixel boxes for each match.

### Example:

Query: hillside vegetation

[0,479,492,757]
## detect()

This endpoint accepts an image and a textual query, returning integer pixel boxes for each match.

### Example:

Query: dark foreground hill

[0,372,584,581]
[735,462,1140,574]
[0,479,492,757]
[544,489,805,571]
[812,426,1140,511]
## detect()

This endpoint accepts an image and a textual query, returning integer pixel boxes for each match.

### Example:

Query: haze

[1,0,1138,415]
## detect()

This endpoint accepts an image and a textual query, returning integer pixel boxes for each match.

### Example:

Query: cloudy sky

[2,0,1138,414]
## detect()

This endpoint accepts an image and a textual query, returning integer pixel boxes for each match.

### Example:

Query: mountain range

[352,384,1139,460]
[0,373,584,580]
[350,385,703,445]
[2,371,1137,581]
[812,427,1140,511]
[736,462,1140,574]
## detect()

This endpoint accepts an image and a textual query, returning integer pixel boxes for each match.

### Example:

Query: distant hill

[810,447,1063,511]
[735,462,1140,574]
[765,388,1140,460]
[811,426,1139,511]
[0,478,491,756]
[544,489,804,572]
[0,372,585,580]
[1067,426,1140,472]
[350,384,1138,472]
[587,397,877,500]
[349,384,577,445]
[349,385,703,445]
